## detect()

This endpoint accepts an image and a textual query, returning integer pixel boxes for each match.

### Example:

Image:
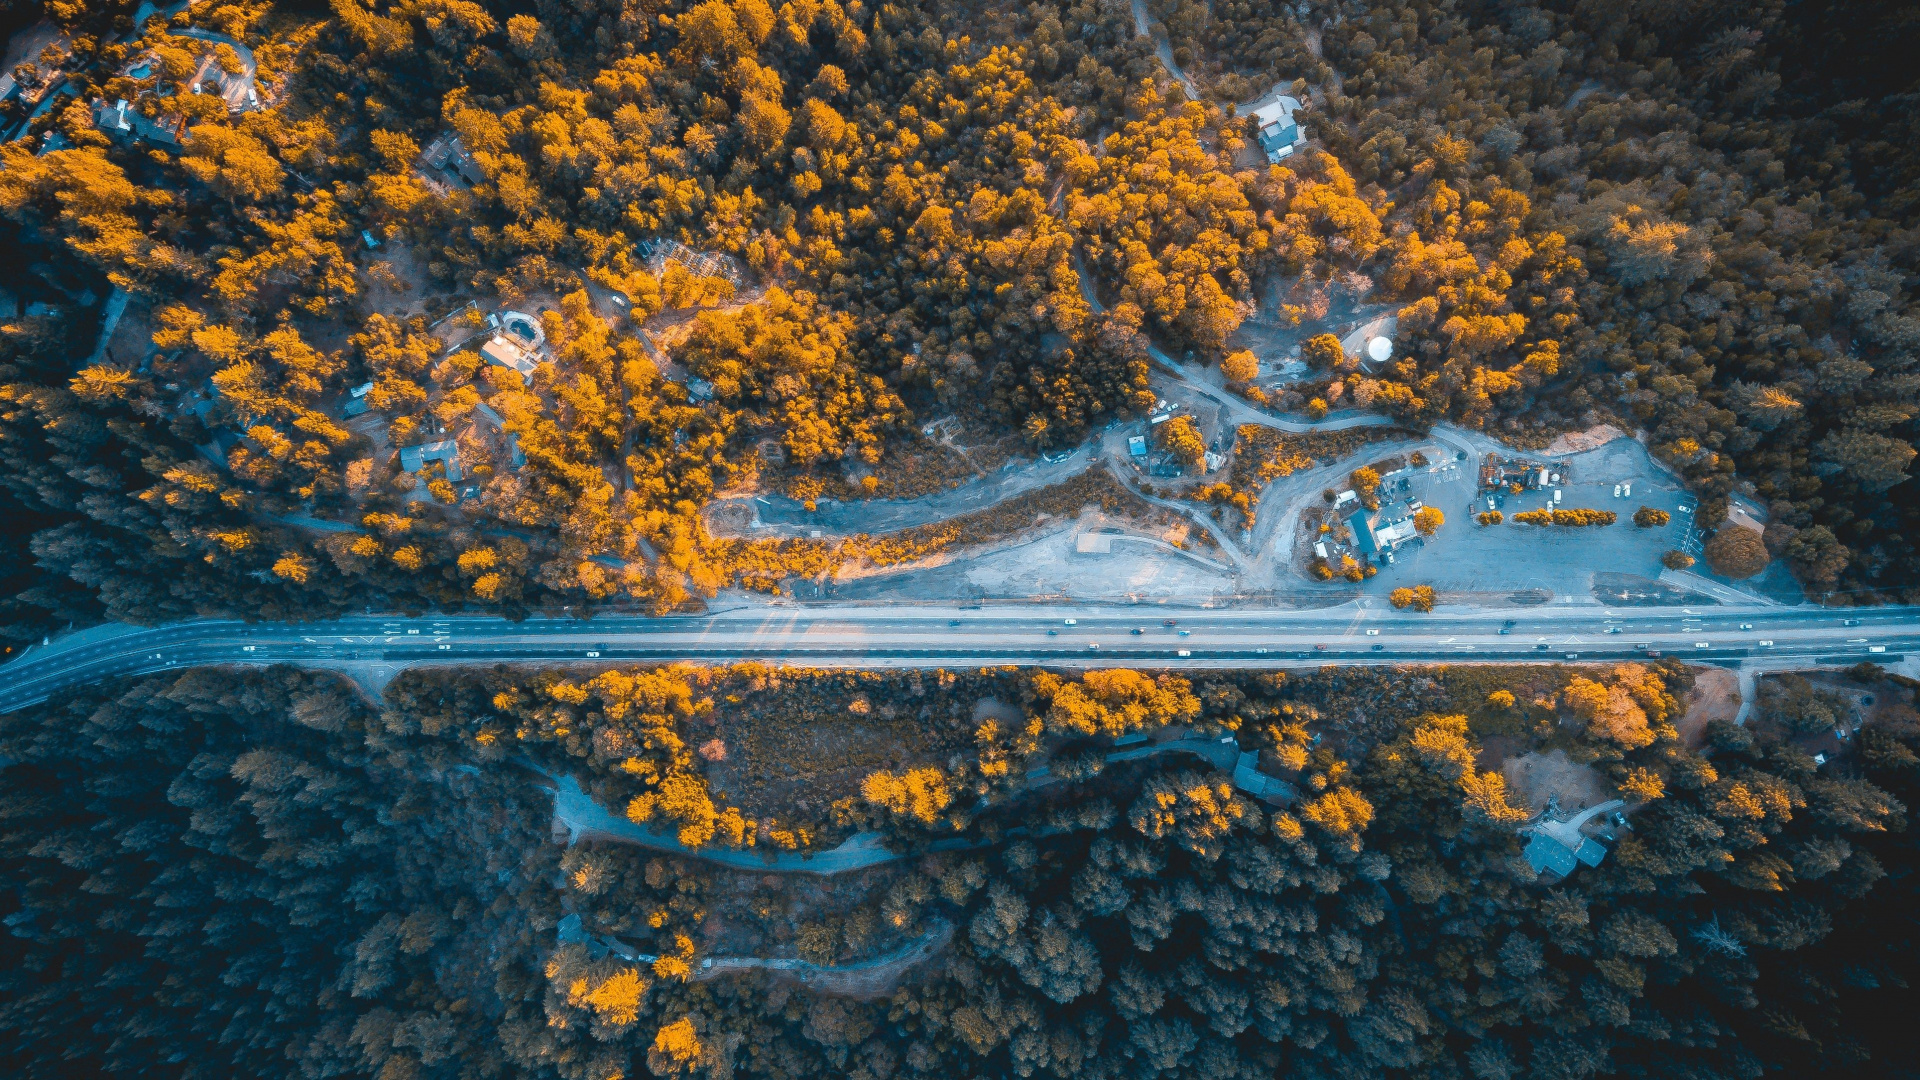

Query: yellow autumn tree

[1129,771,1249,861]
[1563,664,1671,749]
[1039,670,1202,738]
[861,767,953,825]
[649,1017,703,1076]
[568,967,648,1026]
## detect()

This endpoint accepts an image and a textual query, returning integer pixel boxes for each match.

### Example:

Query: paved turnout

[0,602,1914,712]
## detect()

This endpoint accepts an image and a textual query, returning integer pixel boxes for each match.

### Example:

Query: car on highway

[1870,645,1887,653]
[1844,619,1862,626]
[1372,644,1384,651]
[1605,627,1621,634]
[1088,643,1100,651]
[1131,628,1143,635]
[950,619,962,626]
[1694,642,1709,649]
[1535,644,1549,650]
[1739,623,1753,630]
[1498,627,1510,635]
[1064,618,1077,626]
[1759,639,1773,646]
[1163,619,1178,627]
[1047,629,1057,636]
[1178,630,1190,636]
[1366,629,1380,636]
[1177,649,1191,657]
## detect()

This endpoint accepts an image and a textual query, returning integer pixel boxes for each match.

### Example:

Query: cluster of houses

[2,1,273,154]
[186,301,548,503]
[376,305,550,495]
[1126,400,1225,479]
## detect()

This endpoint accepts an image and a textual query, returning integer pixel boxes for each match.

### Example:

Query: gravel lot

[834,525,1237,602]
[1336,435,1699,602]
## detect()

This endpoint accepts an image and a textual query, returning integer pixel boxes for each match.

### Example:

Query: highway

[0,602,1915,711]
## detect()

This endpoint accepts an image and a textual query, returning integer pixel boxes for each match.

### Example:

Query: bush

[1633,506,1670,527]
[1389,584,1436,612]
[1512,508,1616,527]
[1476,510,1503,526]
[1704,526,1770,579]
[1662,550,1695,570]
[1221,350,1259,384]
[1301,333,1344,369]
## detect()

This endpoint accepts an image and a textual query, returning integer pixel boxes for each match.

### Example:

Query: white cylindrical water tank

[1366,336,1392,362]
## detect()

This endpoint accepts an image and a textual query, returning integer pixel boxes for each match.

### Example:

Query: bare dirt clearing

[1504,749,1616,815]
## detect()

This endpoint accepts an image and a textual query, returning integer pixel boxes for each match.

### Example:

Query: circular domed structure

[1367,336,1393,363]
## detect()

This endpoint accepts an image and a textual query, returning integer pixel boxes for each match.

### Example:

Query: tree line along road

[0,603,1915,712]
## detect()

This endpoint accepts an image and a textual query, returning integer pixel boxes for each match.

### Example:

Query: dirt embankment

[700,919,955,1000]
[1678,667,1741,748]
[1544,424,1629,455]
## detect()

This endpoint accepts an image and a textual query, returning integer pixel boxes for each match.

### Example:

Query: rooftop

[480,335,537,376]
[399,438,462,481]
[1348,511,1379,555]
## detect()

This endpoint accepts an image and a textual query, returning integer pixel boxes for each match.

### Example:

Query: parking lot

[1352,436,1698,600]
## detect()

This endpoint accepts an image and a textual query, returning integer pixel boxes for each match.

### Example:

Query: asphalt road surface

[1,602,1915,712]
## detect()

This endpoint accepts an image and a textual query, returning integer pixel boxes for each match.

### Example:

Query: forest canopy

[0,0,1913,643]
[5,659,1920,1080]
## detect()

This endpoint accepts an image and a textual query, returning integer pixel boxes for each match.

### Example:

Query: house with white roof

[1249,96,1306,163]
